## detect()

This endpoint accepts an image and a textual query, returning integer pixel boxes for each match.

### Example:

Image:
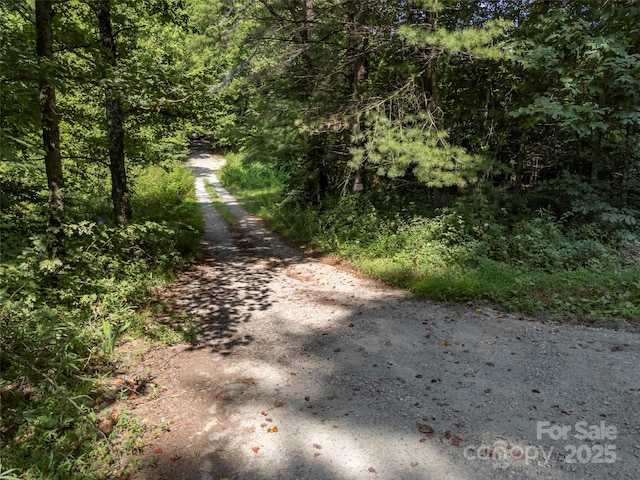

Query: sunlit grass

[205,181,239,227]
[218,153,640,324]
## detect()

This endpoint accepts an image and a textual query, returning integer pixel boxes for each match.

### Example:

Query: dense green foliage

[220,153,639,322]
[205,0,639,323]
[0,160,202,478]
[2,0,640,476]
[1,1,205,478]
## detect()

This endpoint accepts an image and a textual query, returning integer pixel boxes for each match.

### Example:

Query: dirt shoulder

[121,152,639,480]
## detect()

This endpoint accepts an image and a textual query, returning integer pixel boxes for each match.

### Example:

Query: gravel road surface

[129,152,640,480]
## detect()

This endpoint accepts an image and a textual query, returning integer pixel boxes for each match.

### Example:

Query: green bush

[132,163,204,254]
[0,162,203,479]
[217,152,639,322]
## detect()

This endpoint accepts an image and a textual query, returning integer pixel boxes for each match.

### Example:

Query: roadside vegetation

[0,159,203,479]
[2,0,639,478]
[1,1,206,477]
[219,153,640,323]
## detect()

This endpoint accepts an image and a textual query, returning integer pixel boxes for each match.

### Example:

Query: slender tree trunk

[590,129,601,182]
[35,0,64,227]
[514,131,527,193]
[285,0,328,203]
[413,4,442,128]
[590,90,607,183]
[619,125,634,206]
[95,0,129,224]
[347,3,368,192]
[412,2,444,202]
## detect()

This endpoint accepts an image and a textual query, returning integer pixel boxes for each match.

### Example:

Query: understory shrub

[0,163,203,479]
[218,153,639,321]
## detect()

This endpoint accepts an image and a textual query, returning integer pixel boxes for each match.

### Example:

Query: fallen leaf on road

[313,444,322,449]
[274,400,284,407]
[485,362,495,367]
[154,447,162,454]
[267,426,278,433]
[368,467,376,473]
[170,454,181,461]
[410,462,419,468]
[416,422,434,434]
[252,446,260,454]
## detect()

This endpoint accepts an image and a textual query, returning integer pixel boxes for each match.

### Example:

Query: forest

[1,0,639,478]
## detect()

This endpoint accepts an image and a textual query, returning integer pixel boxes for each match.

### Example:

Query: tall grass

[219,152,640,323]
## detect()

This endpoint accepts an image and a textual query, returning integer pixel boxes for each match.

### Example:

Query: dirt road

[130,152,640,480]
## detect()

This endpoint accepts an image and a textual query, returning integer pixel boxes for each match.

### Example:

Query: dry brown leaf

[416,422,434,434]
[252,446,260,454]
[368,467,376,473]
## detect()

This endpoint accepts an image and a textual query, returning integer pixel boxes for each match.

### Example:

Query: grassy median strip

[205,181,239,227]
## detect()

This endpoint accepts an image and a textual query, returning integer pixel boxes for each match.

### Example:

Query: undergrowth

[0,160,203,479]
[219,152,640,323]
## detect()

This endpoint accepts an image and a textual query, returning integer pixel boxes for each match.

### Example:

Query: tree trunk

[35,0,64,227]
[95,0,129,224]
[347,3,368,192]
[287,0,329,203]
[591,128,602,183]
[421,7,442,128]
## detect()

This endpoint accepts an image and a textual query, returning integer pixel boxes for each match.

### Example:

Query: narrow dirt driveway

[130,152,640,480]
